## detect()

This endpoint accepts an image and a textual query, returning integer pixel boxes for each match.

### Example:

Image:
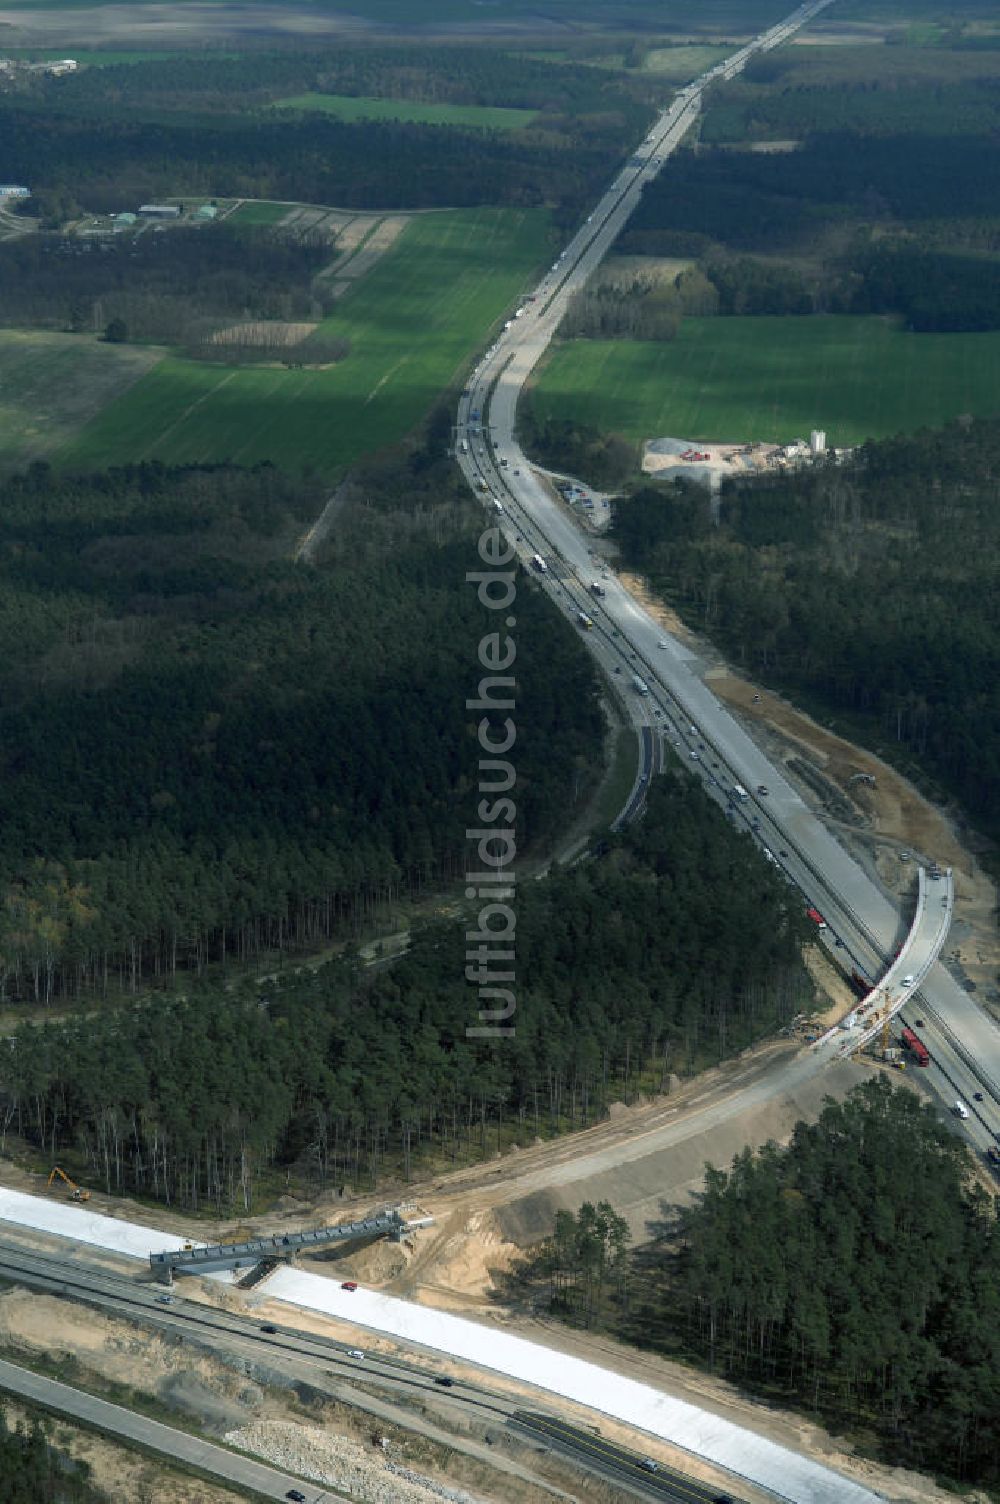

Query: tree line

[558,265,719,341]
[618,132,1000,256]
[0,775,812,1210]
[1,43,652,225]
[612,416,1000,846]
[0,227,330,342]
[514,1079,1000,1488]
[3,109,620,221]
[33,44,657,124]
[0,451,603,1003]
[702,73,1000,143]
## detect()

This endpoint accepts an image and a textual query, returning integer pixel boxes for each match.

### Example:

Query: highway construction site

[0,4,996,1500]
[0,534,994,1504]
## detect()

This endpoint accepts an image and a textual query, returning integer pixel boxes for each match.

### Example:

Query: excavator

[47,1167,91,1202]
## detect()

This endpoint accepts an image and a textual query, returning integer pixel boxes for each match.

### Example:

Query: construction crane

[47,1167,91,1202]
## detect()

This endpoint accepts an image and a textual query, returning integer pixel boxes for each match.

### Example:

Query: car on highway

[348,1348,365,1360]
[434,1376,455,1387]
[640,1458,659,1472]
[779,848,788,858]
[286,1492,306,1503]
[757,784,769,796]
[915,1019,925,1027]
[902,974,915,988]
[260,1324,277,1334]
[975,1092,985,1102]
[155,1294,174,1305]
[341,1281,358,1291]
[658,639,666,648]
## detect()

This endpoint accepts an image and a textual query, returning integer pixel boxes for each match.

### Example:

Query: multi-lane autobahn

[454,0,1000,1157]
[0,1237,734,1504]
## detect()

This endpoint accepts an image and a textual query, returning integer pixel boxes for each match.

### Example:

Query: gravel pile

[224,1420,484,1504]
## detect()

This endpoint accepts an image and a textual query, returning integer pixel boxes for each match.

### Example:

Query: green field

[641,45,732,78]
[57,207,551,474]
[273,93,537,130]
[528,316,1000,448]
[0,331,162,472]
[227,200,295,226]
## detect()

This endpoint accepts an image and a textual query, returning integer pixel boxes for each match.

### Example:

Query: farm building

[0,185,30,199]
[115,212,138,226]
[138,204,180,219]
[194,203,218,221]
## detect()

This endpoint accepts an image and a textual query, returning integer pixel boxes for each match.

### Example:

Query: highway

[0,1354,341,1503]
[0,1237,729,1504]
[0,1189,884,1504]
[511,1411,737,1503]
[454,0,1000,1158]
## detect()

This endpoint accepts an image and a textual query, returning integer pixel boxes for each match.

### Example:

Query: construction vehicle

[47,1167,90,1202]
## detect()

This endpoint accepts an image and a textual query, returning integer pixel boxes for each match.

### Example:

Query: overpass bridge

[150,1206,433,1285]
[839,867,954,1058]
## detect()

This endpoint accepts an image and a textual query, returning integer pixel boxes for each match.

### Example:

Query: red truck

[805,907,828,929]
[901,1026,930,1067]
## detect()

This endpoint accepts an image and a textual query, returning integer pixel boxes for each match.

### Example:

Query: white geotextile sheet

[0,1188,881,1503]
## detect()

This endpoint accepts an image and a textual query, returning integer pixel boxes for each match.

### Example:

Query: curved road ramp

[0,1186,882,1504]
[840,867,954,1058]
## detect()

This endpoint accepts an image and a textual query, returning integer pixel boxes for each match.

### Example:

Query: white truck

[732,783,749,800]
[632,675,650,696]
[954,1101,970,1120]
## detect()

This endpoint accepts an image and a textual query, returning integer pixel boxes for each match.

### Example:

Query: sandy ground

[0,1284,273,1432]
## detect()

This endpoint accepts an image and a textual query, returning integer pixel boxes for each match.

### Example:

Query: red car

[341,1281,359,1292]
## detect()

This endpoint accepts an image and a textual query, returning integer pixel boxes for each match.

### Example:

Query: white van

[954,1101,970,1120]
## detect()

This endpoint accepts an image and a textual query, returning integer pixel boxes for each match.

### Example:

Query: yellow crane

[47,1166,91,1202]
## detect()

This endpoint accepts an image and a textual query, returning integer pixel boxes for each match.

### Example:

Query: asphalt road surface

[0,1238,712,1504]
[0,1355,341,1503]
[513,1411,740,1503]
[455,0,1000,1160]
